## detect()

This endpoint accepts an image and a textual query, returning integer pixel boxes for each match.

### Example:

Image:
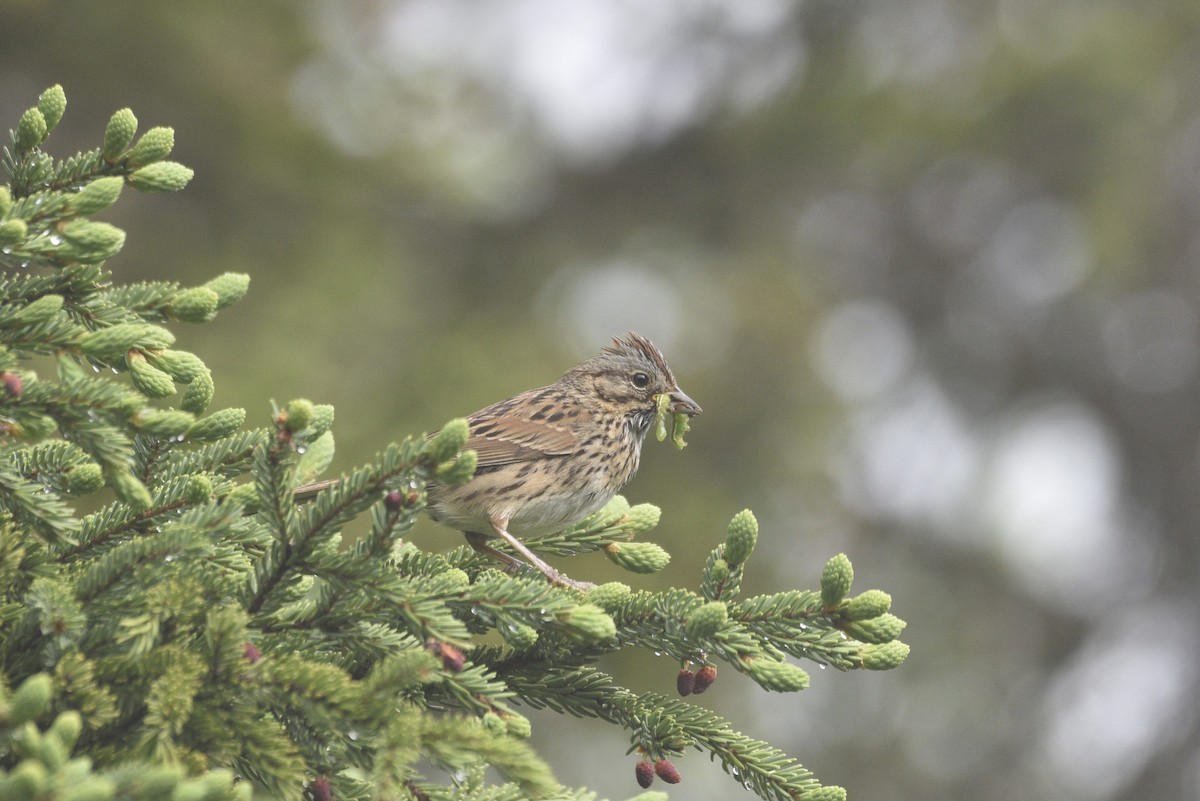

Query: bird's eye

[631,372,651,389]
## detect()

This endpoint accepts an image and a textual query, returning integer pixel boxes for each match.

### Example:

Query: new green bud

[224,482,259,512]
[622,502,661,535]
[109,469,152,511]
[169,287,220,323]
[503,712,532,739]
[426,417,469,462]
[801,786,848,801]
[847,589,892,621]
[844,613,906,645]
[441,568,471,590]
[724,508,758,565]
[14,107,48,152]
[283,399,314,433]
[706,557,731,584]
[171,780,208,801]
[745,658,810,692]
[148,349,207,383]
[437,449,477,485]
[196,769,235,797]
[64,462,105,494]
[600,494,631,520]
[307,407,336,438]
[858,640,910,671]
[654,392,670,441]
[131,767,180,799]
[183,475,213,504]
[671,411,690,449]
[127,126,174,167]
[114,391,146,418]
[587,581,632,611]
[137,409,194,437]
[139,324,178,349]
[37,85,66,130]
[48,710,82,750]
[203,272,251,308]
[8,674,52,725]
[180,370,214,414]
[820,553,854,607]
[231,780,254,801]
[127,352,176,398]
[59,220,125,262]
[186,408,246,441]
[0,760,47,800]
[0,185,11,216]
[481,711,505,733]
[37,734,70,772]
[295,430,335,484]
[501,621,539,650]
[603,541,671,574]
[79,323,172,360]
[15,294,64,325]
[71,176,124,215]
[560,604,617,643]
[0,219,27,245]
[15,413,57,439]
[102,108,138,161]
[127,161,193,192]
[60,777,116,801]
[684,601,729,639]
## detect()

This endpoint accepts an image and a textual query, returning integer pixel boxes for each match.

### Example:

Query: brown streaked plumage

[425,332,700,590]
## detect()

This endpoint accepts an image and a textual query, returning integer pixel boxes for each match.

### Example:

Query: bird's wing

[463,386,587,468]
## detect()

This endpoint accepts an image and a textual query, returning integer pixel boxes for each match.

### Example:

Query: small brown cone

[655,758,681,784]
[635,759,655,788]
[693,664,717,694]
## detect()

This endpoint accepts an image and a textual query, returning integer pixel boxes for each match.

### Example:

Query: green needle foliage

[0,87,908,801]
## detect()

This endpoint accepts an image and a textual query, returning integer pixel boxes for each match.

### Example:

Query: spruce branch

[0,86,907,801]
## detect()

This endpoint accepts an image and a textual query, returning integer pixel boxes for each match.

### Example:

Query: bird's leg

[485,513,595,592]
[464,531,525,572]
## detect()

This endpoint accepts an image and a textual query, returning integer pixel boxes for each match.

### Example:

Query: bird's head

[567,333,701,432]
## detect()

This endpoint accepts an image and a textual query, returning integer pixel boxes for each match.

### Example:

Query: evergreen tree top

[0,86,906,801]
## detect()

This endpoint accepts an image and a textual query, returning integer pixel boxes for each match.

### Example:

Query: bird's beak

[668,388,702,416]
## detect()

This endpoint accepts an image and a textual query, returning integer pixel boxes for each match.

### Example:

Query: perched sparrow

[426,332,700,590]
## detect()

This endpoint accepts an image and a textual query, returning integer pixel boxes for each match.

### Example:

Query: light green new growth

[0,86,907,801]
[653,392,691,449]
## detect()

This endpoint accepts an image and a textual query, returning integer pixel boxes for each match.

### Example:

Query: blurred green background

[5,1,1200,799]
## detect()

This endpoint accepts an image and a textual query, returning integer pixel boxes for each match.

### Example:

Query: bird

[429,332,699,590]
